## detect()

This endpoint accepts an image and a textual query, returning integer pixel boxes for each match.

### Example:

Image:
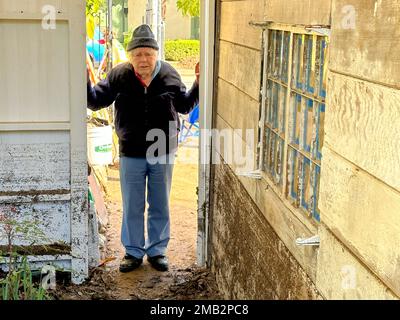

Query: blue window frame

[260,27,329,223]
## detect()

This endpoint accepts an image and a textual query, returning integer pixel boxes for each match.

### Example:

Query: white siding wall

[0,0,88,284]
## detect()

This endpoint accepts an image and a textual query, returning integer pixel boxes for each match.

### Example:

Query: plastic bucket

[87,125,113,166]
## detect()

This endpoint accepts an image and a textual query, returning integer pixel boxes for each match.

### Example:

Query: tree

[86,0,106,17]
[176,0,200,17]
[86,0,107,40]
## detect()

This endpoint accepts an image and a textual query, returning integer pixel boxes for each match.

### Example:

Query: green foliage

[123,27,135,50]
[0,207,47,251]
[0,207,51,300]
[176,0,200,17]
[165,40,200,62]
[86,0,106,16]
[0,256,50,300]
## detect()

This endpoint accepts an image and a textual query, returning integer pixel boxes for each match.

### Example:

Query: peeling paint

[0,132,70,193]
[0,130,87,283]
[374,0,382,17]
[0,0,88,285]
[0,189,70,197]
[0,201,71,245]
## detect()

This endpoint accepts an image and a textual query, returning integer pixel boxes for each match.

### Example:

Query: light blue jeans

[119,154,175,259]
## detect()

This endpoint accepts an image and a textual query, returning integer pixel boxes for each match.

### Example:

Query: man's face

[130,47,158,79]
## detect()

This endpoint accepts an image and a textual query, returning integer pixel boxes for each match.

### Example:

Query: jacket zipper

[144,86,149,128]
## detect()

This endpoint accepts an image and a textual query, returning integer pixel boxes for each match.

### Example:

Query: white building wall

[164,0,191,40]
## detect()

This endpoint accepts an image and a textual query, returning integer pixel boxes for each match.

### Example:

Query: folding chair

[179,105,200,143]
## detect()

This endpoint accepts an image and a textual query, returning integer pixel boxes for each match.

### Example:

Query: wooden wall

[210,0,328,298]
[211,159,322,299]
[318,0,400,298]
[211,0,400,299]
[265,0,331,26]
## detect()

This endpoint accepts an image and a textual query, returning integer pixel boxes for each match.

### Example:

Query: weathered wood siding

[212,0,399,299]
[329,0,400,88]
[265,0,331,26]
[210,0,326,298]
[317,0,400,298]
[316,225,397,300]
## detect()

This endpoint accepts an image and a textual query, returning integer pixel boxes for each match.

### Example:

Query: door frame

[197,0,216,267]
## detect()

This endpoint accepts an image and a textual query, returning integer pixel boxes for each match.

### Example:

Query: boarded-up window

[259,25,329,222]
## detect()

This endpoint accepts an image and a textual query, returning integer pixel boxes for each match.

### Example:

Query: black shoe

[148,255,169,272]
[119,254,143,273]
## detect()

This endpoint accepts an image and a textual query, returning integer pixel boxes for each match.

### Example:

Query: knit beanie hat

[127,24,159,52]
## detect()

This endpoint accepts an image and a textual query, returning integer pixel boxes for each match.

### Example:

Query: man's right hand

[195,62,200,84]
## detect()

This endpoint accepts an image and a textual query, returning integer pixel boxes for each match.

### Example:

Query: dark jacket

[87,61,199,157]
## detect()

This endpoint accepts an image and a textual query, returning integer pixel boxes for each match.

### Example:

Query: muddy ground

[52,138,221,300]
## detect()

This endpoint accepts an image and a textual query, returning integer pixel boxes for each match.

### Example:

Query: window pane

[292,34,329,101]
[289,93,302,146]
[261,27,329,223]
[304,34,314,95]
[274,31,282,79]
[292,34,304,91]
[303,98,314,154]
[287,32,329,222]
[319,38,328,99]
[266,80,286,135]
[287,146,299,204]
[264,128,283,187]
[282,32,290,83]
[287,149,314,216]
[300,157,311,212]
[316,103,325,161]
[268,30,290,83]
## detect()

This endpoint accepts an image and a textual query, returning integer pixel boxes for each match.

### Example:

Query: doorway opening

[75,0,220,300]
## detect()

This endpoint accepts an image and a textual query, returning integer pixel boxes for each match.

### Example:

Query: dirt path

[103,141,202,300]
[53,140,220,300]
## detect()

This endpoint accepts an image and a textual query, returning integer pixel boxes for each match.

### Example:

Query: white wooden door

[0,0,87,284]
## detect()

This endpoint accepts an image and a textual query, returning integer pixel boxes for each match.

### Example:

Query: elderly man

[87,24,199,272]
